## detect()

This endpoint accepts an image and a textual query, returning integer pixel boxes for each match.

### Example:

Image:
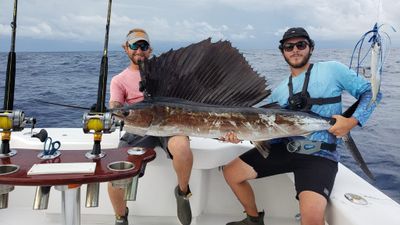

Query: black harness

[286,64,340,153]
[287,64,341,111]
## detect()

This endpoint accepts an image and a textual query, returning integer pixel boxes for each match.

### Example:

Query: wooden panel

[0,147,156,186]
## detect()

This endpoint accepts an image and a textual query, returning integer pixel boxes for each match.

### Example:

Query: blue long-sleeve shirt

[266,61,382,161]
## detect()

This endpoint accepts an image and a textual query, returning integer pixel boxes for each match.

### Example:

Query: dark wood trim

[0,147,156,186]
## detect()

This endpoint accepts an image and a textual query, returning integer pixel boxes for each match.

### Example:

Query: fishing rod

[95,0,112,113]
[344,2,396,178]
[82,0,122,158]
[349,1,396,107]
[0,0,35,158]
[3,0,18,111]
[32,1,111,115]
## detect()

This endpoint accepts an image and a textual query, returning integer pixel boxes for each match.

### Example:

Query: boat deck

[1,129,400,225]
[1,208,301,225]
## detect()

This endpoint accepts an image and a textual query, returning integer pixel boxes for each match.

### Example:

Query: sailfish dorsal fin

[139,38,270,107]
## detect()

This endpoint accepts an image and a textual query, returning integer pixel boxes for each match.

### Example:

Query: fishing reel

[82,112,123,159]
[1,110,35,158]
[82,112,123,134]
[0,110,35,132]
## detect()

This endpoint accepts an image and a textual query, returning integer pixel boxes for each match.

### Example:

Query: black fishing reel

[0,110,35,132]
[82,112,123,134]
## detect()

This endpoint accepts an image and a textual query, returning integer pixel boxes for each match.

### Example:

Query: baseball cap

[279,27,311,44]
[126,29,150,45]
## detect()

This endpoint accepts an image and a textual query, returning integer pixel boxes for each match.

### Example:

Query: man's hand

[328,115,359,137]
[109,101,131,116]
[219,131,241,144]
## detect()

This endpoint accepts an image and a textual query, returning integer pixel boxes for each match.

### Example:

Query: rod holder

[33,186,51,210]
[85,183,100,208]
[0,164,18,209]
[0,193,9,209]
[0,184,14,209]
[124,174,139,201]
[107,161,135,188]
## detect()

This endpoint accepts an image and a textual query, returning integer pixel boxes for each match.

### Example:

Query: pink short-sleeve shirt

[110,67,144,105]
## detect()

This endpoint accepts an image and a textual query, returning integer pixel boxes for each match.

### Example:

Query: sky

[0,0,399,52]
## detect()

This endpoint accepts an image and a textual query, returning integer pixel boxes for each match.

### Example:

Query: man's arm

[109,76,126,110]
[328,62,382,137]
[351,90,382,126]
[109,101,123,109]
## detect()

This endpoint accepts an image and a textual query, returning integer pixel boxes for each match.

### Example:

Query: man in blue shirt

[223,27,381,225]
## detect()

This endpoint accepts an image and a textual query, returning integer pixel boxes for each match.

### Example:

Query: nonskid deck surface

[0,207,301,225]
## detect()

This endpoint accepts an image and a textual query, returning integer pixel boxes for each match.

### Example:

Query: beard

[284,52,312,68]
[130,53,146,65]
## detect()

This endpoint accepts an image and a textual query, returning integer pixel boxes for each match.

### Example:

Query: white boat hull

[1,128,399,225]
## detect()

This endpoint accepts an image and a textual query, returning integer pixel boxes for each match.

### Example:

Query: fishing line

[37,0,115,112]
[377,0,382,23]
[349,0,396,77]
[35,100,89,110]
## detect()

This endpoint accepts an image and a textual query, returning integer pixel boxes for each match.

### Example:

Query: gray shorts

[118,133,173,158]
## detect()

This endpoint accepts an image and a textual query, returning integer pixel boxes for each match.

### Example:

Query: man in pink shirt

[109,28,193,225]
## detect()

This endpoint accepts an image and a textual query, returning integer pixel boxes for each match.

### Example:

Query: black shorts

[119,133,173,158]
[239,142,338,200]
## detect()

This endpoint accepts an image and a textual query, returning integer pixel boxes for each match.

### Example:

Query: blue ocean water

[0,48,399,203]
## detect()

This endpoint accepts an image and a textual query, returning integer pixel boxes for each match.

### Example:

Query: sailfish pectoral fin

[342,133,375,180]
[251,141,270,158]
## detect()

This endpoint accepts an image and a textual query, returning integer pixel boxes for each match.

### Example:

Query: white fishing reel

[0,110,35,132]
[82,112,123,134]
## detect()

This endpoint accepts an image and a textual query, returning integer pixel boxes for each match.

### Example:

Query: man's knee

[299,191,327,225]
[223,158,255,185]
[168,136,191,156]
[223,162,235,184]
[300,213,325,225]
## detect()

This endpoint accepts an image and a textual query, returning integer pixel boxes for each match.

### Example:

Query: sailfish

[113,38,373,179]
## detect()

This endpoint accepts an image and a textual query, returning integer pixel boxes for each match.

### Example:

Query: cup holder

[0,164,19,176]
[107,161,135,172]
[107,161,136,188]
[127,147,146,155]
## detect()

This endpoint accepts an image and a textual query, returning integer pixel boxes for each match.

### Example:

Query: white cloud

[172,20,227,41]
[0,0,399,50]
[221,25,229,31]
[0,24,10,35]
[245,24,254,30]
[269,0,399,42]
[198,0,399,41]
[26,22,52,35]
[231,32,256,40]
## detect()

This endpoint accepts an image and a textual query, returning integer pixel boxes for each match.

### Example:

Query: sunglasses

[282,41,309,52]
[128,42,150,51]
